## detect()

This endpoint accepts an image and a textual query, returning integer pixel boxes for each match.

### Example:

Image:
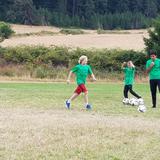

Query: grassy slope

[0,82,160,160]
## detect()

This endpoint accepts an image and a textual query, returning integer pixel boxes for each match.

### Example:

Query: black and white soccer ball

[137,98,144,105]
[122,98,130,105]
[129,98,139,106]
[137,105,146,113]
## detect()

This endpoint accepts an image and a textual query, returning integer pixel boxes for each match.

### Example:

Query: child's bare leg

[66,93,79,109]
[84,91,88,105]
[68,93,79,102]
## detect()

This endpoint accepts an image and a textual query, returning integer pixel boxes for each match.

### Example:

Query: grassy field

[0,82,160,160]
[1,24,148,50]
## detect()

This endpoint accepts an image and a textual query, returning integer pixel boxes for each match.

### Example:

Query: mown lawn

[0,82,159,117]
[0,82,160,160]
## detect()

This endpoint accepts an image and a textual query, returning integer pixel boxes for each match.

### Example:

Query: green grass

[0,82,160,160]
[0,82,159,117]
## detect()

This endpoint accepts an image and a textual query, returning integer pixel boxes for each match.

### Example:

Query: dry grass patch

[0,24,149,50]
[0,108,160,160]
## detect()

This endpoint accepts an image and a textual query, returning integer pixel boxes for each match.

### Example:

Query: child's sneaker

[65,100,70,109]
[86,104,92,110]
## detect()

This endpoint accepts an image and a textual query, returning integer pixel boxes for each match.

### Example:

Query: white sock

[68,99,71,103]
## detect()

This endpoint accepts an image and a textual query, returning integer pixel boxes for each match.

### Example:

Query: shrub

[60,28,85,35]
[3,47,32,63]
[0,46,147,79]
[0,22,14,41]
[3,46,50,64]
[97,28,130,34]
[42,47,70,67]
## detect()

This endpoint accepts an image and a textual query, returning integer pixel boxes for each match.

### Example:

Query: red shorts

[74,84,88,95]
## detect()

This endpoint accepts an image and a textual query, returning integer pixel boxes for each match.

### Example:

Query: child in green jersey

[66,55,96,109]
[122,61,142,100]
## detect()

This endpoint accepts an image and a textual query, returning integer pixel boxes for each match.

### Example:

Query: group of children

[65,51,160,109]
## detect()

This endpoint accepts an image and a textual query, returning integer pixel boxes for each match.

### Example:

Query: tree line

[0,0,160,29]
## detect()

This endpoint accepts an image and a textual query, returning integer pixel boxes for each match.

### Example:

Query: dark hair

[149,50,157,56]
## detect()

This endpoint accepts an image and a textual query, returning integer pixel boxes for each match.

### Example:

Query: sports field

[0,82,160,160]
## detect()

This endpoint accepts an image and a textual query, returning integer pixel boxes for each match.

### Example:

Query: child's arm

[91,73,96,81]
[122,62,127,69]
[88,65,96,81]
[130,61,135,68]
[67,71,73,84]
[146,62,154,74]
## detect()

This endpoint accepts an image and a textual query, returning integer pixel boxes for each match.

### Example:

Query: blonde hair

[78,55,88,64]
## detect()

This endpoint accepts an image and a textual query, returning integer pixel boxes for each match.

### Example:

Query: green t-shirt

[123,67,135,85]
[146,58,160,80]
[71,64,93,85]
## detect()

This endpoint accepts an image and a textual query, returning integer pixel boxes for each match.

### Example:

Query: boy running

[122,61,142,99]
[65,55,96,109]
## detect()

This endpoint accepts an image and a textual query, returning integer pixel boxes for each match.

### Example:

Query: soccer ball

[122,98,129,105]
[137,98,144,105]
[129,98,139,106]
[132,99,139,106]
[129,98,134,105]
[129,98,137,106]
[138,105,146,113]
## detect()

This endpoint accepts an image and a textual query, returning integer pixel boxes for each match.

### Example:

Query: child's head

[127,61,134,67]
[78,55,88,65]
[150,50,157,61]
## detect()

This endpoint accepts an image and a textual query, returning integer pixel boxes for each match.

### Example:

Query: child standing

[66,55,96,109]
[122,61,142,99]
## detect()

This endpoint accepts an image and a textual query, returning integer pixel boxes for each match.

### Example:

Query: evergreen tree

[144,18,160,57]
[6,0,40,25]
[82,0,95,27]
[0,0,13,21]
[129,0,143,12]
[94,0,108,14]
[57,0,67,13]
[143,0,157,17]
[0,0,159,29]
[116,0,129,13]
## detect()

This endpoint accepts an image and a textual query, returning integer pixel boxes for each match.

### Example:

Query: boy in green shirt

[122,61,142,100]
[66,55,96,109]
[146,50,160,108]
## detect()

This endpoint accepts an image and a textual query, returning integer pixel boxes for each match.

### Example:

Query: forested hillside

[0,0,160,29]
